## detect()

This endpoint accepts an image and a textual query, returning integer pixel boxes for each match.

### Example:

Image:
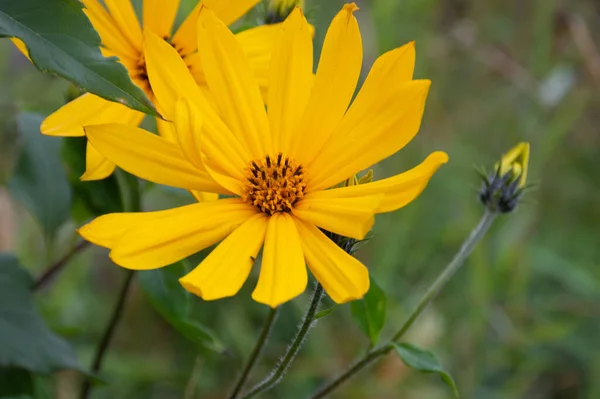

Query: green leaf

[315,305,338,320]
[0,254,84,375]
[392,342,459,397]
[350,278,387,345]
[0,0,157,116]
[138,263,225,353]
[0,368,33,397]
[6,113,71,240]
[61,137,123,221]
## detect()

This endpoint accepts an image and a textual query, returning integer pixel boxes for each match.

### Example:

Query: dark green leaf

[138,263,225,353]
[0,254,84,374]
[6,113,71,240]
[0,0,157,116]
[62,137,122,221]
[393,342,458,397]
[0,368,33,397]
[350,278,386,345]
[315,305,338,320]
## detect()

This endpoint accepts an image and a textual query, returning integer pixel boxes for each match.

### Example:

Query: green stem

[79,171,141,398]
[115,169,141,213]
[391,209,497,341]
[183,356,203,399]
[32,240,91,291]
[309,210,498,399]
[242,284,325,399]
[229,307,280,399]
[79,269,135,399]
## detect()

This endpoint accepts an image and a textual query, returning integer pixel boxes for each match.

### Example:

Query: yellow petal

[100,47,137,68]
[182,52,206,85]
[143,0,180,39]
[144,29,251,179]
[174,97,204,169]
[110,199,258,270]
[81,0,139,58]
[267,10,313,155]
[155,117,178,143]
[172,0,261,56]
[200,157,245,196]
[190,191,219,202]
[41,93,144,137]
[308,80,431,191]
[307,152,449,214]
[294,4,362,164]
[235,23,284,102]
[84,124,226,193]
[252,213,308,307]
[78,205,189,249]
[180,212,267,300]
[292,194,381,240]
[81,142,116,181]
[104,0,143,50]
[203,0,260,25]
[499,142,529,187]
[196,6,272,160]
[10,38,30,61]
[294,218,370,303]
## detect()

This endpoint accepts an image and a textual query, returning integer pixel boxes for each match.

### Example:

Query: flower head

[480,142,530,213]
[12,0,277,181]
[79,4,448,308]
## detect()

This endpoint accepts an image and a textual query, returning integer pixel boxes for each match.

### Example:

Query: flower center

[132,37,187,99]
[242,154,307,215]
[133,53,151,96]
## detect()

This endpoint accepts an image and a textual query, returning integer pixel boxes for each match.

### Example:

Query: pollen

[242,153,307,215]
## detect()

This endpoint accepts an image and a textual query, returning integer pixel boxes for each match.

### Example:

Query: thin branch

[310,210,498,398]
[229,307,280,398]
[79,270,135,399]
[32,240,91,291]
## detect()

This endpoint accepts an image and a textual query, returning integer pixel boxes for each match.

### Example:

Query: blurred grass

[1,0,600,398]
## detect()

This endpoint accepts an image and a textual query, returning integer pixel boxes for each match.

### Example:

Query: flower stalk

[80,171,141,399]
[79,269,135,399]
[241,284,325,399]
[310,209,498,398]
[229,307,281,398]
[32,240,91,291]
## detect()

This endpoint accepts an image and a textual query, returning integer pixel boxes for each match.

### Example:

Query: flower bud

[479,142,530,213]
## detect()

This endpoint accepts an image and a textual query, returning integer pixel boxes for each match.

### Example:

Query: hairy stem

[310,210,498,398]
[229,307,281,399]
[32,240,91,291]
[242,284,325,399]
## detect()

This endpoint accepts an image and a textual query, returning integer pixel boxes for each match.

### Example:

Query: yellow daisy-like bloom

[79,4,449,308]
[12,0,277,181]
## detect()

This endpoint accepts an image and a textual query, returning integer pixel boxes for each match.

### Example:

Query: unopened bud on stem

[479,142,530,213]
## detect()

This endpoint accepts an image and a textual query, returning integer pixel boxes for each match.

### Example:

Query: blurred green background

[1,0,599,398]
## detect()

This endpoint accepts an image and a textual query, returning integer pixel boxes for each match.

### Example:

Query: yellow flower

[11,0,278,181]
[78,4,448,308]
[497,142,529,188]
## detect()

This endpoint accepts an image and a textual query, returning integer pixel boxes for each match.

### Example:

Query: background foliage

[0,0,599,398]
